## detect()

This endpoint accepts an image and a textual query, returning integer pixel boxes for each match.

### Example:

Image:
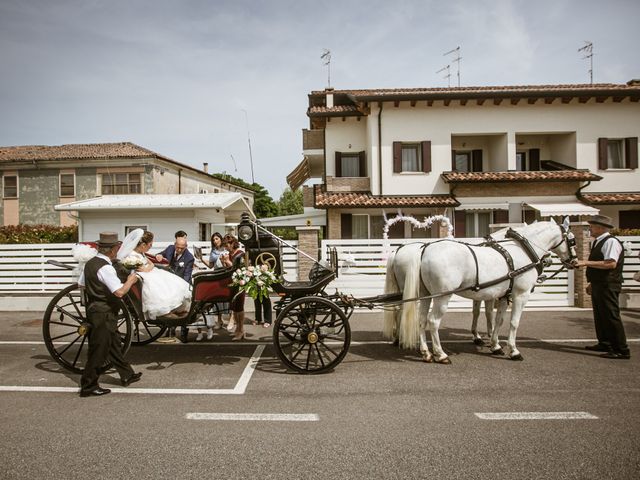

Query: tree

[250,183,278,218]
[277,187,303,216]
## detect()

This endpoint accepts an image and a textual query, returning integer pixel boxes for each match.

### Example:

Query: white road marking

[0,345,264,395]
[475,412,598,420]
[186,413,319,421]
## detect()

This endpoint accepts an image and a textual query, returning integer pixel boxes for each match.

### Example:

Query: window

[199,223,211,241]
[598,137,638,170]
[454,210,502,237]
[352,214,369,239]
[125,225,147,235]
[452,149,483,172]
[59,173,75,197]
[619,210,640,229]
[393,141,432,173]
[335,151,366,177]
[515,149,540,171]
[102,173,141,194]
[516,152,527,171]
[2,175,17,198]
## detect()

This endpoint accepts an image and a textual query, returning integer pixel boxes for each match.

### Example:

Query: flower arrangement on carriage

[120,255,145,271]
[231,264,281,301]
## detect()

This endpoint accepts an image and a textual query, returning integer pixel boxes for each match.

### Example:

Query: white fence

[0,236,638,310]
[321,236,640,308]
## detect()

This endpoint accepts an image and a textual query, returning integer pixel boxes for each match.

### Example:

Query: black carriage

[43,214,352,375]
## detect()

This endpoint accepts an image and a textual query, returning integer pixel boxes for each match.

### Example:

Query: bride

[118,229,191,320]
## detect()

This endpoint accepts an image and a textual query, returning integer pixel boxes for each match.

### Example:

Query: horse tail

[398,250,422,350]
[382,250,400,340]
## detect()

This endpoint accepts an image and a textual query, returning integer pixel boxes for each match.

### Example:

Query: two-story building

[288,81,640,238]
[0,142,254,238]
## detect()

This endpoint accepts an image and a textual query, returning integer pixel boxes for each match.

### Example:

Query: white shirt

[78,253,124,293]
[593,232,623,262]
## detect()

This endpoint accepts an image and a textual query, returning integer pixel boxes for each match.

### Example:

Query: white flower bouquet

[121,255,144,271]
[231,264,280,301]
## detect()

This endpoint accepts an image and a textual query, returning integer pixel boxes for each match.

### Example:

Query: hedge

[0,224,78,244]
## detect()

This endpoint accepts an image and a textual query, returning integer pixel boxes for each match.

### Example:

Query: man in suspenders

[79,232,142,396]
[576,215,630,359]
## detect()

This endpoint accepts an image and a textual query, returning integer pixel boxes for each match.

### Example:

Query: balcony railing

[303,129,324,151]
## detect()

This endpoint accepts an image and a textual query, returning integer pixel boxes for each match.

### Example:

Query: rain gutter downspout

[378,103,383,195]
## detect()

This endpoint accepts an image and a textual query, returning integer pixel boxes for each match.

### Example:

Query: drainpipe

[66,212,83,241]
[575,180,592,202]
[178,169,182,194]
[377,103,384,195]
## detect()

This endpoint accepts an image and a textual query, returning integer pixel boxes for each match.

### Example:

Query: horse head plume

[562,216,570,231]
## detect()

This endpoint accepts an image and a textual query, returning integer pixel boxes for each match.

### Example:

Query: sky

[1,0,639,198]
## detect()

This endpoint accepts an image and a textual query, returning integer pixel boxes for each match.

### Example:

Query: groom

[156,230,194,342]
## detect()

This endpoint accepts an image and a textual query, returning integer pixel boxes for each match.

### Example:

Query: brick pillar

[296,226,320,280]
[571,222,592,308]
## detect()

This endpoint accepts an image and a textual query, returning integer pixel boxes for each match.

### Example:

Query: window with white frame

[102,173,141,194]
[125,225,147,235]
[3,175,18,198]
[465,211,491,238]
[59,173,75,197]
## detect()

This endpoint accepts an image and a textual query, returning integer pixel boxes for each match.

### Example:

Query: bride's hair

[137,231,154,246]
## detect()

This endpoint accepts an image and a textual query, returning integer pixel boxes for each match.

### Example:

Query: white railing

[0,241,299,293]
[319,236,639,308]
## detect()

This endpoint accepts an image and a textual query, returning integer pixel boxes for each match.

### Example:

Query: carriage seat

[275,262,336,296]
[192,267,235,303]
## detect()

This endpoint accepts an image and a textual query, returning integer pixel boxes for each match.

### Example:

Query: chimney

[326,87,334,108]
[627,79,640,86]
[203,162,209,174]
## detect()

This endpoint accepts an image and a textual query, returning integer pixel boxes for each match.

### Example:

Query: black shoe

[600,351,631,360]
[585,344,611,352]
[121,372,142,387]
[79,387,111,397]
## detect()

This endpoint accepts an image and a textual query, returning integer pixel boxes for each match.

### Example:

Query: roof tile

[314,187,458,208]
[579,193,640,205]
[441,170,601,183]
[0,142,168,162]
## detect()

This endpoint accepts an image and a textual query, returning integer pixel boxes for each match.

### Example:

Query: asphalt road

[1,308,639,480]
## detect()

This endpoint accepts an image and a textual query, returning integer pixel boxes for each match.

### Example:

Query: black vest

[84,256,121,313]
[586,235,624,285]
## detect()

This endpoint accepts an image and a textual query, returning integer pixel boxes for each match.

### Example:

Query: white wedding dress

[129,251,191,320]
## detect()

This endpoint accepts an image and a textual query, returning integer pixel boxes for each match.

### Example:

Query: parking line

[475,412,598,420]
[186,413,319,421]
[0,345,264,395]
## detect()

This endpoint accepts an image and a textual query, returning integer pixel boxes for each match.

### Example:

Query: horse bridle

[549,224,578,269]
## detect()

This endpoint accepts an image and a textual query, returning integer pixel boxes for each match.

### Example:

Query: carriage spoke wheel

[273,296,350,374]
[255,252,277,270]
[42,284,133,374]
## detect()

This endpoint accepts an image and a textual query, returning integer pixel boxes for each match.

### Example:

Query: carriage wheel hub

[307,332,319,344]
[77,324,89,336]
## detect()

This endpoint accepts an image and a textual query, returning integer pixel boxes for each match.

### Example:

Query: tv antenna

[578,41,593,84]
[241,109,255,184]
[444,46,461,87]
[230,154,238,173]
[436,65,451,87]
[321,49,331,88]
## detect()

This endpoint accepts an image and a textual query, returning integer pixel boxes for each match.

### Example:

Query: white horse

[386,219,576,363]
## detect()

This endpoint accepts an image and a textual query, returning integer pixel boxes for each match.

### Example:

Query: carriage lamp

[238,225,254,242]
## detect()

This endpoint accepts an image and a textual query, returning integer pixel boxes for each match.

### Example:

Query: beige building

[288,81,640,238]
[0,142,254,239]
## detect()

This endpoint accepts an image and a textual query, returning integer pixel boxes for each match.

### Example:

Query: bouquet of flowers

[121,254,144,271]
[231,264,281,302]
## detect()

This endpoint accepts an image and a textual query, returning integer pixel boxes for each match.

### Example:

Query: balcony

[303,129,324,151]
[326,176,370,192]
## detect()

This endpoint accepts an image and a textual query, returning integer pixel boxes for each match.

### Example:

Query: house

[54,193,253,242]
[288,81,640,239]
[0,142,254,235]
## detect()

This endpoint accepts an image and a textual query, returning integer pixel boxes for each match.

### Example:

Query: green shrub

[0,224,78,244]
[612,228,640,236]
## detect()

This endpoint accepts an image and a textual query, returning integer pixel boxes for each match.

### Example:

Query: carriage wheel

[131,319,166,345]
[273,296,350,374]
[42,284,133,374]
[255,252,277,270]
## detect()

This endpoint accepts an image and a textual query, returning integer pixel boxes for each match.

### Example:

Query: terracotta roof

[311,82,640,102]
[441,170,602,183]
[314,187,458,208]
[308,105,363,116]
[579,193,640,205]
[0,142,172,162]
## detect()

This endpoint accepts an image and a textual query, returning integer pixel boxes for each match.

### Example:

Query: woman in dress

[118,229,191,320]
[221,235,246,341]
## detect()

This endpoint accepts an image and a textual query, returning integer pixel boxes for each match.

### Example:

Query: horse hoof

[490,348,505,356]
[510,353,524,361]
[422,355,434,363]
[473,338,484,346]
[435,357,452,365]
[392,339,399,347]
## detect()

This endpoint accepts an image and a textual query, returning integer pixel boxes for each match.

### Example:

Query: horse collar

[505,228,545,276]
